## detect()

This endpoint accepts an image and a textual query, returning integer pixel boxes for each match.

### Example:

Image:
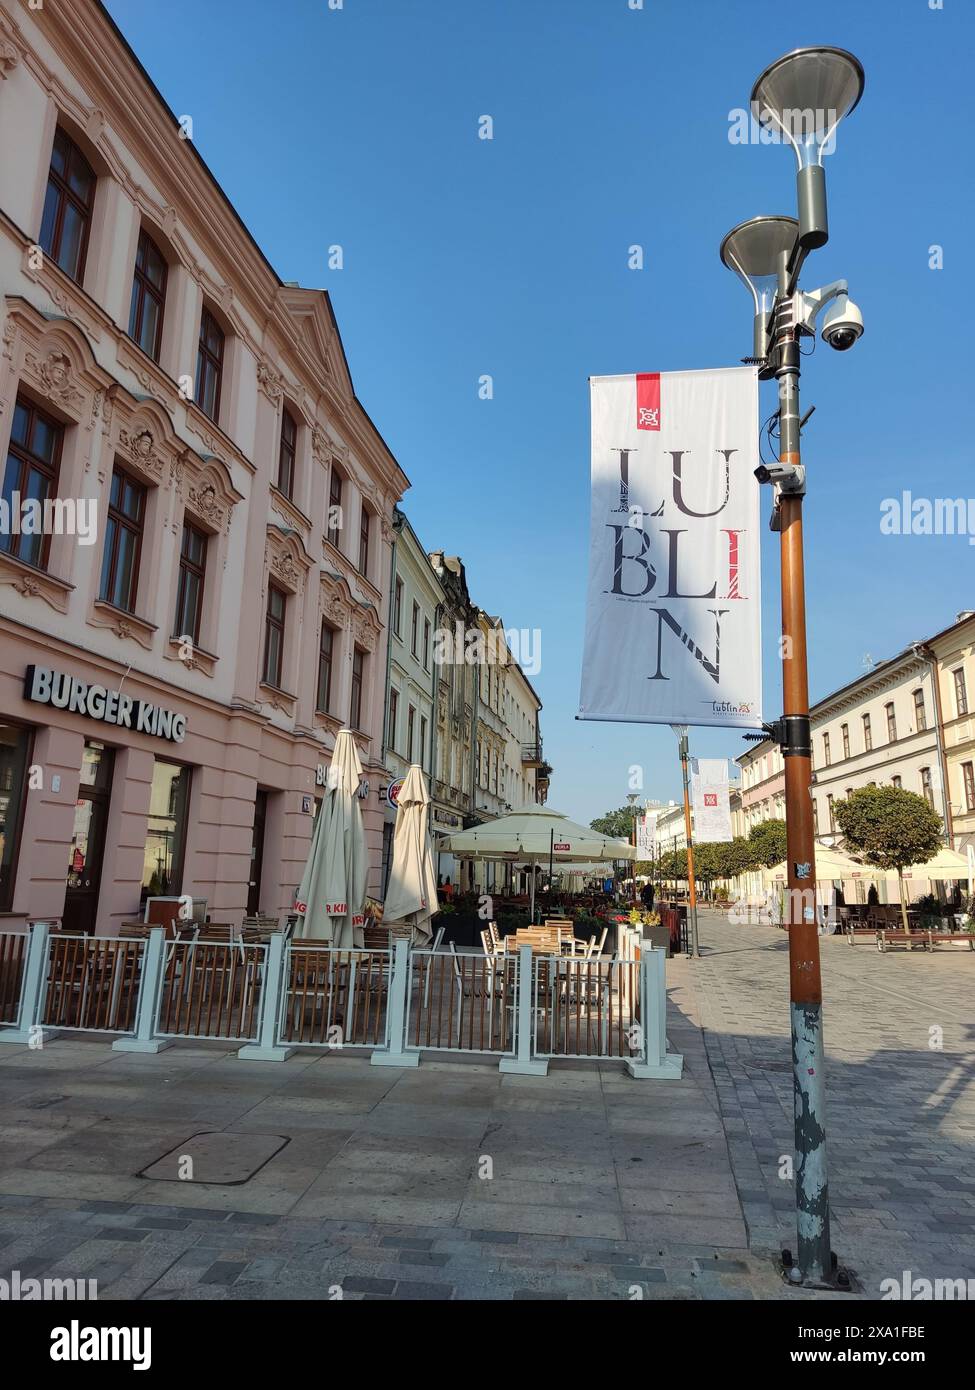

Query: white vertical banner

[578,367,762,729]
[636,810,657,858]
[691,758,733,843]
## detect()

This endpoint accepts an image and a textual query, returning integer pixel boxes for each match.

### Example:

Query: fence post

[0,921,60,1047]
[112,927,173,1054]
[499,944,547,1076]
[626,947,683,1080]
[238,932,295,1061]
[371,939,419,1067]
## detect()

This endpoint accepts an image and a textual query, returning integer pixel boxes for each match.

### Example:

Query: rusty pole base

[780,1248,858,1293]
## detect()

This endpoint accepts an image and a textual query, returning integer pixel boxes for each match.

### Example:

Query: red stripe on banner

[636,373,660,431]
[722,528,745,599]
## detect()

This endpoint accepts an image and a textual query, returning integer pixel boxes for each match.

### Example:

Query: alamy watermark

[880,492,975,545]
[0,493,96,545]
[728,105,839,154]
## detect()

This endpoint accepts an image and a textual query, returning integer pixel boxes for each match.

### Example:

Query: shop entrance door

[63,742,115,935]
[247,790,267,917]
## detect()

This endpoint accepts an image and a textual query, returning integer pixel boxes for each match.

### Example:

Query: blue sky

[105,0,971,824]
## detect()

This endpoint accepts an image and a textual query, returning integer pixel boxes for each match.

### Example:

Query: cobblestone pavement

[669,909,975,1297]
[0,914,970,1300]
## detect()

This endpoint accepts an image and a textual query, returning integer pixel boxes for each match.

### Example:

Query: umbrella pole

[530,860,537,924]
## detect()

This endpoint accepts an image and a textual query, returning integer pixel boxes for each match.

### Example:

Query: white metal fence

[0,924,682,1079]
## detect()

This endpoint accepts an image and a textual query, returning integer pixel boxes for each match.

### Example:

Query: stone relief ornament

[0,40,18,80]
[257,360,283,405]
[26,349,83,411]
[118,426,164,478]
[270,550,301,588]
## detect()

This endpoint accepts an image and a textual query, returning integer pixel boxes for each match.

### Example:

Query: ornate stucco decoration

[117,425,165,481]
[24,349,83,413]
[0,39,18,80]
[257,359,284,405]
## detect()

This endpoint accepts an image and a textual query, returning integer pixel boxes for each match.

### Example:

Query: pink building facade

[0,0,408,933]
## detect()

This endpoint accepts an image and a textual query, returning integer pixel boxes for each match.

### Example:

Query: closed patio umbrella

[293,728,367,947]
[381,763,439,944]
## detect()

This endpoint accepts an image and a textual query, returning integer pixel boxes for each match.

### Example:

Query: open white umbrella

[443,805,635,922]
[381,764,439,944]
[293,728,367,947]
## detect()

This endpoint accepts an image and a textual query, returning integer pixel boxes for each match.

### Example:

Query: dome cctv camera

[820,294,863,351]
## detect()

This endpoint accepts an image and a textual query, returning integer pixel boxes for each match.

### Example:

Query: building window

[195,307,224,422]
[862,713,872,751]
[963,761,975,813]
[174,522,207,645]
[812,799,819,837]
[2,397,63,569]
[277,408,297,498]
[407,705,415,762]
[492,753,499,793]
[0,720,33,910]
[885,702,897,743]
[40,127,95,284]
[128,228,167,361]
[316,621,335,713]
[411,601,419,657]
[99,466,146,613]
[920,766,934,807]
[476,740,482,786]
[892,775,902,789]
[393,578,403,636]
[954,667,968,717]
[388,688,398,750]
[350,647,365,730]
[143,759,191,900]
[262,583,286,688]
[826,794,835,832]
[358,506,370,576]
[423,618,430,670]
[327,469,343,550]
[420,715,427,767]
[841,724,850,759]
[913,687,927,732]
[822,732,831,766]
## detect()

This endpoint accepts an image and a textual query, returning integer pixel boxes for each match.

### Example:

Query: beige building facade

[0,0,407,931]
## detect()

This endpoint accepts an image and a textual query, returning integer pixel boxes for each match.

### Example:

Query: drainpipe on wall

[914,642,953,846]
[381,515,402,765]
[428,601,443,877]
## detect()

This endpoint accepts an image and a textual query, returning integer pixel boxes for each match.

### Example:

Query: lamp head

[750,46,864,169]
[720,215,798,359]
[750,47,864,251]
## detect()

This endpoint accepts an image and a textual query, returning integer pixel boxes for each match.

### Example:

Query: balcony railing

[521,740,544,765]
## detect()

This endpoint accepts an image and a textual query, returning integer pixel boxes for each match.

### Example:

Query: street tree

[748,818,789,868]
[833,785,943,935]
[590,807,637,840]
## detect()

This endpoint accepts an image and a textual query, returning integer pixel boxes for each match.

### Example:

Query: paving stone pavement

[669,908,975,1297]
[0,913,970,1300]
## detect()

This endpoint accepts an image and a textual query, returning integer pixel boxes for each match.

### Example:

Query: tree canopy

[833,786,942,871]
[589,806,638,840]
[747,818,788,868]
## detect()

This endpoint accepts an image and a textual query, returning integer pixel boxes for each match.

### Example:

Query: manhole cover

[138,1131,289,1185]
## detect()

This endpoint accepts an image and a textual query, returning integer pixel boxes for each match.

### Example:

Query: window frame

[277,407,298,499]
[388,687,399,751]
[913,687,927,732]
[262,582,287,689]
[99,463,147,614]
[358,505,370,577]
[393,578,403,637]
[195,306,225,424]
[841,723,850,759]
[407,704,415,762]
[885,701,897,743]
[862,712,873,751]
[411,601,419,657]
[963,761,975,813]
[316,619,335,714]
[350,646,365,730]
[128,227,168,362]
[40,127,96,285]
[954,667,968,717]
[173,520,208,645]
[2,396,63,570]
[327,468,342,550]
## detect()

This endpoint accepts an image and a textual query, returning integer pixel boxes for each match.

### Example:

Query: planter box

[642,924,672,956]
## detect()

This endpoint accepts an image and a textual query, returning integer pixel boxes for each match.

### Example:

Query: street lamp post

[720,46,864,1288]
[627,792,640,906]
[671,725,700,958]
